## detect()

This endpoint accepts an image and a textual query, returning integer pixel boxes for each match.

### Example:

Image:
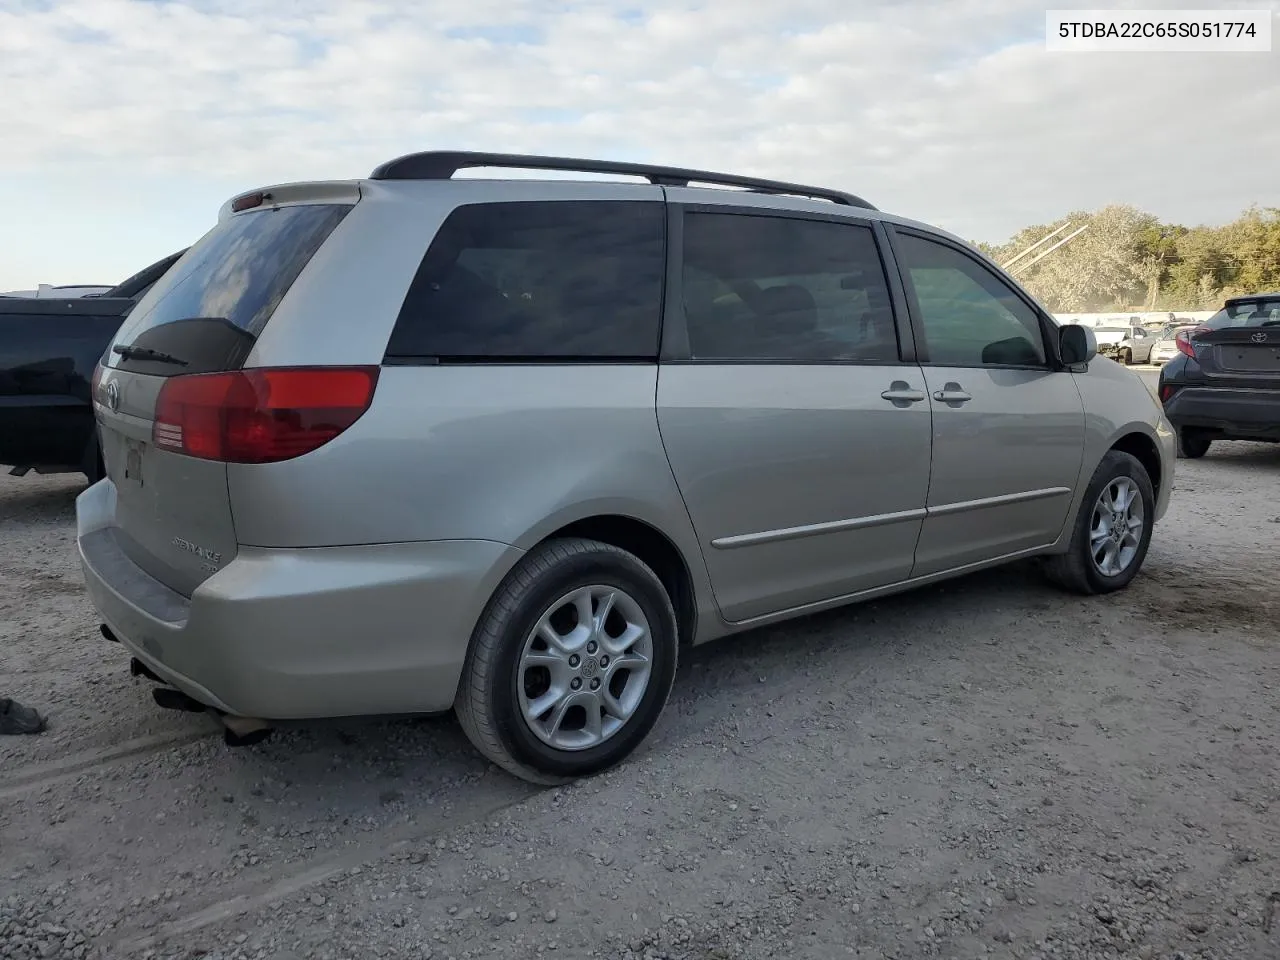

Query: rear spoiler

[218,181,362,222]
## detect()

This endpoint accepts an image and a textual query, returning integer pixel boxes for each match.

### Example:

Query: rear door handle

[932,382,972,404]
[881,382,926,405]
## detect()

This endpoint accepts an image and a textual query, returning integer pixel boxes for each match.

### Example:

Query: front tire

[1042,450,1154,595]
[1120,348,1132,365]
[455,537,679,784]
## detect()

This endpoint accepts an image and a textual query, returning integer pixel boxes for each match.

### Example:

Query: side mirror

[1060,324,1097,366]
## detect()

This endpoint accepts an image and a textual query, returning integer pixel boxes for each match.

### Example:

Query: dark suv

[1,250,184,481]
[1157,292,1280,458]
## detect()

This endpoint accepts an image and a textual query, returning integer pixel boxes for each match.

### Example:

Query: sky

[1,0,1278,289]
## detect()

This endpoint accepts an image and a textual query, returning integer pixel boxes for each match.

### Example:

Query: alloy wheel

[1089,477,1145,577]
[516,585,654,751]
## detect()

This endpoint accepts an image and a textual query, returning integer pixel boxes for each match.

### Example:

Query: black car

[1157,292,1280,458]
[1,250,184,482]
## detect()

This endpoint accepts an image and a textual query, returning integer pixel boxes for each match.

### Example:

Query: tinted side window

[897,233,1047,368]
[680,212,898,362]
[386,201,664,360]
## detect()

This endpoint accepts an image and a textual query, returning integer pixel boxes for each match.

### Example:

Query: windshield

[1204,298,1280,329]
[1095,326,1125,333]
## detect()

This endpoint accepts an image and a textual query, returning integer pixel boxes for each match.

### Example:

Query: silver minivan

[78,152,1176,783]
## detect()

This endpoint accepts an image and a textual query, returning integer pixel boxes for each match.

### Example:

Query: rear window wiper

[112,343,189,366]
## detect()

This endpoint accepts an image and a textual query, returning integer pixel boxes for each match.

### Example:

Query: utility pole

[1011,224,1090,276]
[1002,221,1073,270]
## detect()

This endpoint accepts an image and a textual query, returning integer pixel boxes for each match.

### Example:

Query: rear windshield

[1205,298,1280,329]
[108,203,351,375]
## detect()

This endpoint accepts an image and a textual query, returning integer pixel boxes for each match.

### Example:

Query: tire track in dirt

[0,727,219,801]
[111,773,538,954]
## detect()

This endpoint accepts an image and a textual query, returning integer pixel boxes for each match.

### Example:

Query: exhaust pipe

[135,659,274,746]
[152,687,208,713]
[129,657,166,684]
[220,714,274,748]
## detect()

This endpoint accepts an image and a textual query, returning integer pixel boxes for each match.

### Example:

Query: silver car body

[77,173,1177,721]
[1150,324,1197,364]
[1096,325,1156,363]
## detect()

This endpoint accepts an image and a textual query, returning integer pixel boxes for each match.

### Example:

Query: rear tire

[1177,430,1211,459]
[82,431,106,485]
[1042,450,1154,596]
[455,537,679,784]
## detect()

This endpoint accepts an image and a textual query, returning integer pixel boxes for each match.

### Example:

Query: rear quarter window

[109,203,351,376]
[384,200,665,361]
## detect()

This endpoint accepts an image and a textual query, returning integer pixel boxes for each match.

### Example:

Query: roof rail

[368,151,875,209]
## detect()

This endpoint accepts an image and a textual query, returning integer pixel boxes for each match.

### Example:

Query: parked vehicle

[77,151,1176,783]
[1,284,114,299]
[1096,324,1155,364]
[1149,323,1197,365]
[1092,324,1129,349]
[1158,292,1280,458]
[1,250,184,482]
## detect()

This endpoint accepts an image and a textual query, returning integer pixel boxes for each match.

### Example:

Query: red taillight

[1175,329,1197,359]
[1159,383,1177,403]
[152,366,379,463]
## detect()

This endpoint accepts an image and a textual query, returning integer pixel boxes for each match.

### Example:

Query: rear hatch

[94,192,355,596]
[1184,297,1280,384]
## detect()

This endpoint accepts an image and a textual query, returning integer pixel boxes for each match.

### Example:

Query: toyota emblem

[105,379,120,412]
[1250,331,1268,343]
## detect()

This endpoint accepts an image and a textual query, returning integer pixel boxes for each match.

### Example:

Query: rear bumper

[75,479,522,719]
[1163,386,1280,439]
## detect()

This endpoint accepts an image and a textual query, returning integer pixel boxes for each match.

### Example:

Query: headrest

[757,284,817,332]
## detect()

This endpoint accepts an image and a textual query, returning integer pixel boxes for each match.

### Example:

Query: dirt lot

[3,427,1278,960]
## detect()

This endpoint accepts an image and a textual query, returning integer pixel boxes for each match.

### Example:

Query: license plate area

[123,438,147,487]
[1216,345,1280,373]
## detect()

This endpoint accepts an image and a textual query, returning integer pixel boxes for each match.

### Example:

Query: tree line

[976,205,1280,313]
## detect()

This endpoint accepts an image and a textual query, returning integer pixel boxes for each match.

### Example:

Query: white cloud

[0,0,1278,286]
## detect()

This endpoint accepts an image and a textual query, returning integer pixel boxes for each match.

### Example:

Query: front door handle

[881,381,926,406]
[932,382,972,404]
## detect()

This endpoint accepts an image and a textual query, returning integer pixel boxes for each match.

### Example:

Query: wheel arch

[1107,429,1163,502]
[532,513,701,647]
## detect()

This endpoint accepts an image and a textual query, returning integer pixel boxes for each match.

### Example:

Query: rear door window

[385,200,665,361]
[678,212,899,362]
[108,204,352,376]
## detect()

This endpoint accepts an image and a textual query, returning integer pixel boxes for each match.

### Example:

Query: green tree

[984,204,1280,312]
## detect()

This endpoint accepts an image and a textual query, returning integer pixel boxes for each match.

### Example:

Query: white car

[1094,325,1155,364]
[1149,324,1197,365]
[0,283,113,299]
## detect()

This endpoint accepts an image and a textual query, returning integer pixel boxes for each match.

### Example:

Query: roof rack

[368,151,875,209]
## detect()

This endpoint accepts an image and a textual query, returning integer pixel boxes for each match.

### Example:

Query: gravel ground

[3,401,1278,960]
